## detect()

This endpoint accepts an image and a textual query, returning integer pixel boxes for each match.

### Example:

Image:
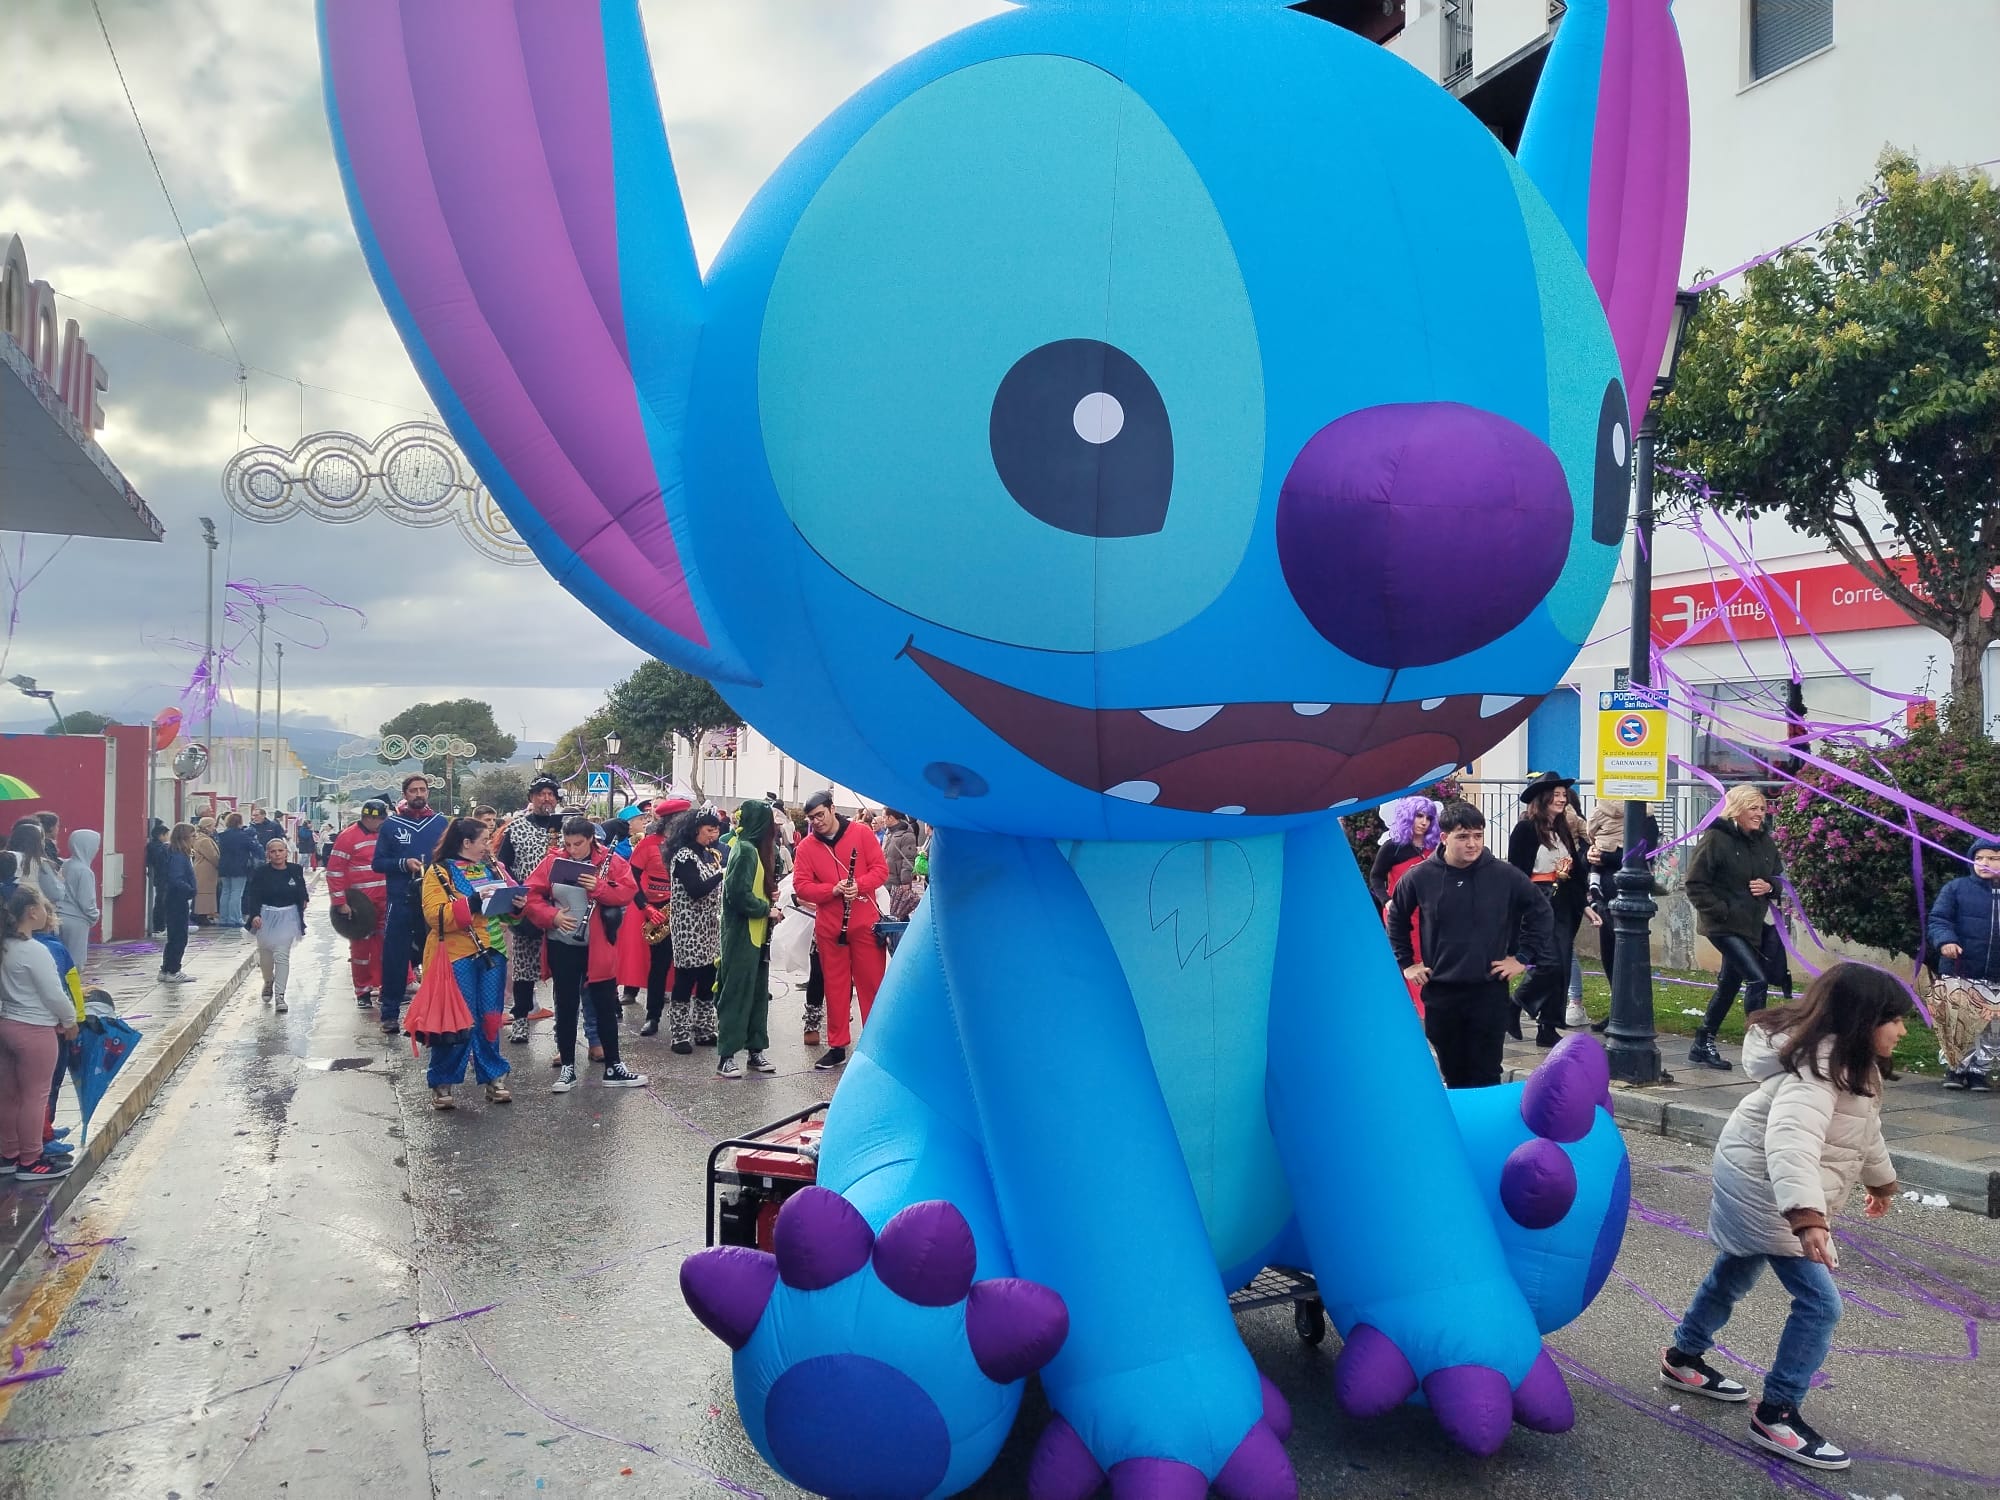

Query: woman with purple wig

[1369,796,1441,907]
[1373,796,1441,1017]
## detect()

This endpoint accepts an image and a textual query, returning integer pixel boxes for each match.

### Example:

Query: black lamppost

[604,732,622,815]
[1606,290,1701,1087]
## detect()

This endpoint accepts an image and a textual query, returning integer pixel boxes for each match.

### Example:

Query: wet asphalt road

[0,915,1995,1499]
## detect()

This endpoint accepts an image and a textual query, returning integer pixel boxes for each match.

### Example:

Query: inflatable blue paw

[681,1187,1067,1499]
[1448,1034,1632,1333]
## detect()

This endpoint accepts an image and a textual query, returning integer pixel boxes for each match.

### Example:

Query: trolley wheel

[1294,1298,1327,1346]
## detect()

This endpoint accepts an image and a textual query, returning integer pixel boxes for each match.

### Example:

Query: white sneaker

[551,1064,578,1093]
[1564,1000,1590,1028]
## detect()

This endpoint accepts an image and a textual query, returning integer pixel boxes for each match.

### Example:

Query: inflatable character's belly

[1064,835,1294,1272]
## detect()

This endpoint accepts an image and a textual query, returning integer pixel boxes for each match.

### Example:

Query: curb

[1604,1084,1999,1218]
[0,944,262,1289]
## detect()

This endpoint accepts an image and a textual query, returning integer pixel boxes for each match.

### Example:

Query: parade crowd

[0,769,1993,1474]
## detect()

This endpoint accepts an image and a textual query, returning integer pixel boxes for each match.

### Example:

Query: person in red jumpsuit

[793,790,888,1072]
[326,799,391,1010]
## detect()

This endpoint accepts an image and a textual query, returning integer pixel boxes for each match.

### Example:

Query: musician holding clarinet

[796,789,890,1072]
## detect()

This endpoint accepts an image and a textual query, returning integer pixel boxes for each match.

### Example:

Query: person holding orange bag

[416,817,516,1111]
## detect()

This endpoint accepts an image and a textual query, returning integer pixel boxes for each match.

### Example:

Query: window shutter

[1751,0,1833,79]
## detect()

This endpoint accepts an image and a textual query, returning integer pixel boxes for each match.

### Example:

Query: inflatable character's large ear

[1518,0,1690,417]
[320,0,750,684]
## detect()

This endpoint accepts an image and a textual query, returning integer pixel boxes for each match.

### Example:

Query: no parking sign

[1596,690,1667,801]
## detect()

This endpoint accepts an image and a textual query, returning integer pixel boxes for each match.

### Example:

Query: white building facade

[1381,0,2000,794]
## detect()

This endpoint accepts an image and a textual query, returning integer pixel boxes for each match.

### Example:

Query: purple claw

[871,1200,977,1307]
[1028,1414,1103,1500]
[1333,1324,1417,1418]
[1260,1373,1293,1443]
[1215,1419,1298,1500]
[1108,1457,1211,1499]
[772,1186,875,1291]
[1500,1137,1580,1230]
[1511,1349,1575,1433]
[1520,1034,1611,1143]
[966,1277,1069,1383]
[1422,1364,1515,1456]
[679,1246,777,1350]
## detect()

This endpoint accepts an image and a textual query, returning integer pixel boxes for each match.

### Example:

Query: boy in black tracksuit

[1388,802,1556,1088]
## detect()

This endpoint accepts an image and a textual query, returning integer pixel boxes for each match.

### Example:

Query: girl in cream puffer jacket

[1660,964,1911,1474]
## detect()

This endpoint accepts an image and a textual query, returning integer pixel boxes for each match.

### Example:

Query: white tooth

[1142,705,1223,733]
[1213,805,1247,816]
[1421,697,1448,712]
[1418,765,1458,783]
[1107,781,1160,805]
[1479,695,1524,719]
[1329,798,1359,811]
[1292,703,1333,717]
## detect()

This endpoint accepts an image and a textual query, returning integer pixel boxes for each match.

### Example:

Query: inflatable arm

[319,0,749,683]
[1518,0,1691,416]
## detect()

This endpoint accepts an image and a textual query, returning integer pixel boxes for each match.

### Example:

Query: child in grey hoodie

[56,830,101,973]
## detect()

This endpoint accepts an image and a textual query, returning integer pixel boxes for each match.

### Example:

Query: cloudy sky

[2,0,1005,747]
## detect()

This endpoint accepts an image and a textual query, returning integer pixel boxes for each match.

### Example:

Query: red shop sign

[1650,558,1943,647]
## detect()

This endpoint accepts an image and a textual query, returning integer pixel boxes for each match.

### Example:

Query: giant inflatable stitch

[320,1,1690,1493]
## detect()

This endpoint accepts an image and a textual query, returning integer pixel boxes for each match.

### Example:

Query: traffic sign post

[1595,691,1667,802]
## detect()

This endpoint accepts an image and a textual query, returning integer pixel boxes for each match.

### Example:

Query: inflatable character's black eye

[989,339,1174,538]
[1591,381,1632,546]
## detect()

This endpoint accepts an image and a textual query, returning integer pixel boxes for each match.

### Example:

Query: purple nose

[1277,402,1572,668]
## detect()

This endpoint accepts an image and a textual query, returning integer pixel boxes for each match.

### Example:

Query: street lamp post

[8,676,64,734]
[199,517,218,757]
[1606,290,1701,1087]
[604,732,622,816]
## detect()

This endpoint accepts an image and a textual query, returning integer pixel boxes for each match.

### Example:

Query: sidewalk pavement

[0,921,262,1287]
[1505,1030,2000,1217]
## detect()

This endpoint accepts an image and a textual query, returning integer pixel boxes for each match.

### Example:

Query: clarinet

[836,847,858,947]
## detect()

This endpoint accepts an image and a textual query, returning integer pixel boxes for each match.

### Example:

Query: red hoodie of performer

[325,801,391,1006]
[793,793,888,1050]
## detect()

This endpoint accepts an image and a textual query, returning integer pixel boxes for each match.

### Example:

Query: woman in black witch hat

[1506,771,1599,1047]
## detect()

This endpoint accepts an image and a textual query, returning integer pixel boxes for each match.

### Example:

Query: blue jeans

[1674,1250,1840,1408]
[426,952,512,1088]
[218,875,247,928]
[379,895,420,1024]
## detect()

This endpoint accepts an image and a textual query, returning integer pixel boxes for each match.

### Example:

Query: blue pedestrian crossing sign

[586,771,613,795]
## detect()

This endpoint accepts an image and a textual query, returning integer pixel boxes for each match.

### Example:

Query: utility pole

[251,603,267,811]
[274,641,285,817]
[199,516,218,766]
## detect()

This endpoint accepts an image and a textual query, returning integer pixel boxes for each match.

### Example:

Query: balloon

[323,1,1689,1491]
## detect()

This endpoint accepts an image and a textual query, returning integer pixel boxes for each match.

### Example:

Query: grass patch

[1570,967,1942,1075]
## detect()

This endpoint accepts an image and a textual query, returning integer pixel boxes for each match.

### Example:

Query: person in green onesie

[715,798,783,1080]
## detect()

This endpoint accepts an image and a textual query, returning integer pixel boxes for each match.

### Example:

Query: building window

[1749,0,1832,81]
[1689,673,1873,781]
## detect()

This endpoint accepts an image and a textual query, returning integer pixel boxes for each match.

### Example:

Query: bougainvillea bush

[1769,718,2000,961]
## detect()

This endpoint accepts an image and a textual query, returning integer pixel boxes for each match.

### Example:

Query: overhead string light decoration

[222,423,536,566]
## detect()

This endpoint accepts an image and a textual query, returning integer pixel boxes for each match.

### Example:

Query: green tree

[1660,150,2000,730]
[1768,717,2000,961]
[544,708,617,785]
[377,699,517,778]
[604,661,742,792]
[466,765,530,813]
[44,710,118,735]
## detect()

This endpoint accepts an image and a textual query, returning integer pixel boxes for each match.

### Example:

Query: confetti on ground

[467,1458,487,1468]
[428,1448,450,1457]
[620,1467,634,1476]
[536,1436,567,1448]
[504,1430,526,1437]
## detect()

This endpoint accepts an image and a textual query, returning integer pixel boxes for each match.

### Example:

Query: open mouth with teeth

[905,645,1543,817]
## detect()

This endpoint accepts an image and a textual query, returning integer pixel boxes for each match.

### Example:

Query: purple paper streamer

[0,1367,64,1390]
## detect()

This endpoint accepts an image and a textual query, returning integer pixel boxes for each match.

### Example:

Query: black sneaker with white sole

[747,1050,777,1074]
[1660,1347,1748,1401]
[551,1064,578,1093]
[602,1063,648,1087]
[813,1045,848,1072]
[1749,1402,1850,1470]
